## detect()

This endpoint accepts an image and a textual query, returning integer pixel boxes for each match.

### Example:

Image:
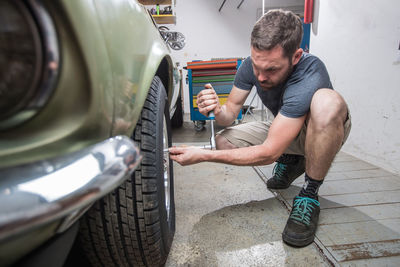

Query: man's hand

[196,84,222,116]
[168,146,209,166]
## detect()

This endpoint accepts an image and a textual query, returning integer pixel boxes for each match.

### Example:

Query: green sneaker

[267,154,305,189]
[282,196,320,247]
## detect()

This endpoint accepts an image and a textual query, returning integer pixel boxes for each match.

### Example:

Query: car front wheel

[79,76,175,266]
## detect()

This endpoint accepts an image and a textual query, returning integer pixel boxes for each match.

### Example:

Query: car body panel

[0,0,178,168]
[0,0,180,265]
[1,221,59,266]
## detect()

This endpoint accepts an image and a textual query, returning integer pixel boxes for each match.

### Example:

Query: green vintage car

[0,0,184,266]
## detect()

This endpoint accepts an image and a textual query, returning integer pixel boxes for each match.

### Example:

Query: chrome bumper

[0,136,141,241]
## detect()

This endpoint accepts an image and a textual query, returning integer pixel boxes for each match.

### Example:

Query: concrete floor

[165,113,400,267]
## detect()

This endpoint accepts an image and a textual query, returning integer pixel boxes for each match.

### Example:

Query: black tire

[194,120,206,131]
[171,94,183,128]
[79,76,175,267]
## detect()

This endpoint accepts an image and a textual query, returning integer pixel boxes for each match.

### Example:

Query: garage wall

[169,0,304,114]
[169,0,259,113]
[310,0,400,174]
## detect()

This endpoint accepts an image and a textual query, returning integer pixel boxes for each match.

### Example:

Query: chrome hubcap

[162,116,171,220]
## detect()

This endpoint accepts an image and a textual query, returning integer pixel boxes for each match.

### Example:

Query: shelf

[152,15,176,24]
[138,0,172,5]
[138,0,175,24]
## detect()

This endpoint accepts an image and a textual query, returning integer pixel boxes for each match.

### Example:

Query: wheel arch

[156,56,173,100]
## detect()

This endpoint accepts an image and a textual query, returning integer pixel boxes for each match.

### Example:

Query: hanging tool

[164,111,216,152]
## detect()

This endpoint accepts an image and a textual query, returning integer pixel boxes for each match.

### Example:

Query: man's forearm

[215,105,240,126]
[204,145,276,166]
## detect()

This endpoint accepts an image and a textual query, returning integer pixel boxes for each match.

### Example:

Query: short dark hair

[251,9,303,58]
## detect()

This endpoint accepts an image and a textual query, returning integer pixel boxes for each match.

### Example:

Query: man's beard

[259,64,293,90]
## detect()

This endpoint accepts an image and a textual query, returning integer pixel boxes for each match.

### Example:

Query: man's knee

[309,89,348,128]
[215,134,237,150]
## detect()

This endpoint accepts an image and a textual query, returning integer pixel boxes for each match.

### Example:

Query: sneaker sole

[266,172,304,190]
[267,183,291,190]
[282,232,315,247]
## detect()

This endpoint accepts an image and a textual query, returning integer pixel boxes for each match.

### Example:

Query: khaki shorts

[216,110,352,156]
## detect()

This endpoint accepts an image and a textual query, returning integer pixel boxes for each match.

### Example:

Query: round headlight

[0,1,43,120]
[0,0,59,130]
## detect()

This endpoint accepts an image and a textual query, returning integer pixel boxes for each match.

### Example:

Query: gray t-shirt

[234,53,333,118]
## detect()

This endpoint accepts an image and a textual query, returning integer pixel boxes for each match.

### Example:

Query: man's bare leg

[305,89,348,180]
[282,89,349,247]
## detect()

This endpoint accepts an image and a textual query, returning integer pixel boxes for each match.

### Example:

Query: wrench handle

[208,111,216,150]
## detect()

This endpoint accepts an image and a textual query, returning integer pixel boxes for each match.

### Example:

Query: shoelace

[289,197,320,226]
[272,162,287,179]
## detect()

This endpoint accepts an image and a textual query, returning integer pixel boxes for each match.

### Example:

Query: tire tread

[78,76,174,266]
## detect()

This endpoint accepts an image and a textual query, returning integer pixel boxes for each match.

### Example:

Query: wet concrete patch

[166,161,329,266]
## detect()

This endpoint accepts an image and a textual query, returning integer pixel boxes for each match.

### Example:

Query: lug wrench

[208,111,216,150]
[164,111,216,153]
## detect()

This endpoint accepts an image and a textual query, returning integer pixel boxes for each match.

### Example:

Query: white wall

[169,0,303,113]
[310,0,400,174]
[169,0,259,113]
